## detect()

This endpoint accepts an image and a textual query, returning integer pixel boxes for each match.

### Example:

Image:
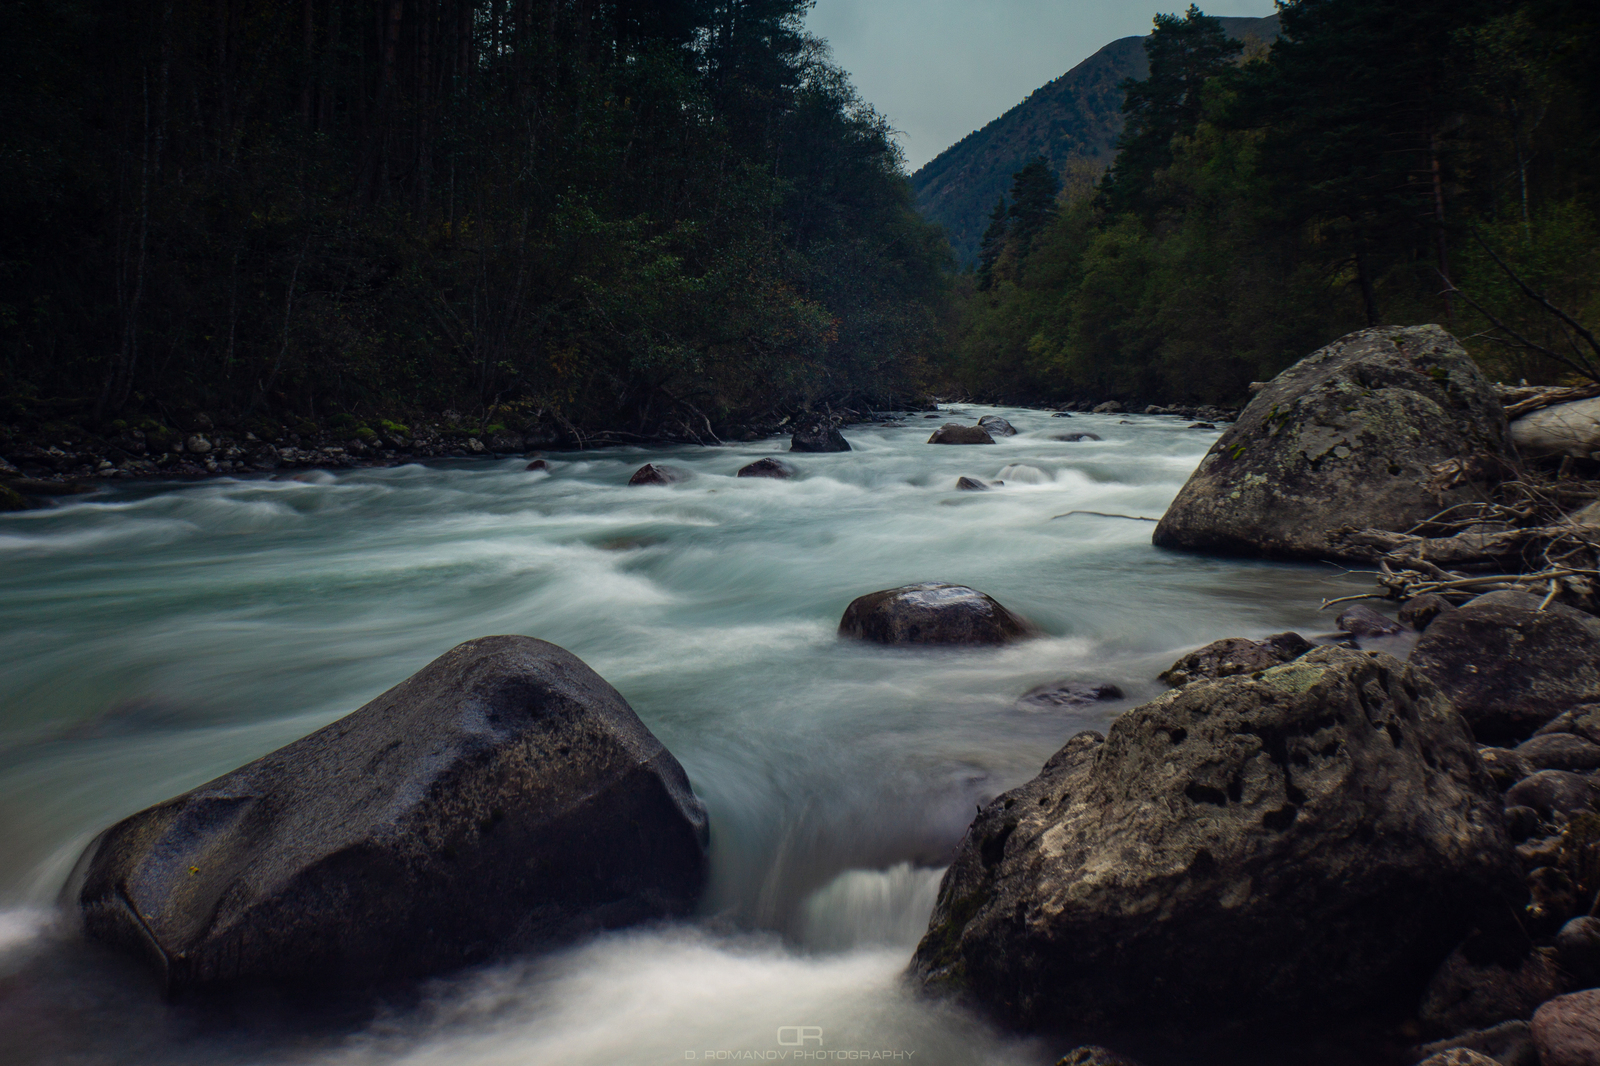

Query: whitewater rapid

[0,406,1371,1065]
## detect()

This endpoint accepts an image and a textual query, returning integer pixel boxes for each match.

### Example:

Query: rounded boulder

[1152,325,1516,561]
[72,636,710,994]
[839,583,1034,646]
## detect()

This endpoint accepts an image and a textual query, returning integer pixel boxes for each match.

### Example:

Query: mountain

[911,15,1280,265]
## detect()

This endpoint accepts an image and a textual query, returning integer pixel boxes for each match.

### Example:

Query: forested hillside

[0,0,949,441]
[911,15,1278,267]
[952,0,1600,405]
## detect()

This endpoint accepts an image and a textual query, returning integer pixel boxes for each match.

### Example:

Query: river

[0,406,1372,1066]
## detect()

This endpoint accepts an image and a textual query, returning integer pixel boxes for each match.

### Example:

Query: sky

[804,0,1280,172]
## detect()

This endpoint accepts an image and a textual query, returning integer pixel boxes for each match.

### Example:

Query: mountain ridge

[911,14,1280,265]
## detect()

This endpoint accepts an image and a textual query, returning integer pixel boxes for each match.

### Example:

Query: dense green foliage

[0,0,949,437]
[949,0,1600,404]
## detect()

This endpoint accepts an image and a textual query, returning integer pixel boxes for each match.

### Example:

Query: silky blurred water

[0,406,1373,1066]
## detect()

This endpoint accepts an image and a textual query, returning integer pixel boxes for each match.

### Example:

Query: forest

[0,0,949,442]
[4,0,1600,443]
[954,0,1600,405]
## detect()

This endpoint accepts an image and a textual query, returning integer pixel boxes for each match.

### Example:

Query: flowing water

[0,406,1375,1066]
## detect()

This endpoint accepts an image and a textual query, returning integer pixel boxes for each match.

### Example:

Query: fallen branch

[1051,511,1158,522]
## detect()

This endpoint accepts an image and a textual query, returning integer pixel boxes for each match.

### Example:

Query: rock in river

[736,457,794,479]
[928,424,996,445]
[1408,590,1600,743]
[629,463,691,486]
[977,415,1017,437]
[912,646,1516,1034]
[1152,325,1516,560]
[71,636,710,994]
[839,583,1034,646]
[790,422,851,452]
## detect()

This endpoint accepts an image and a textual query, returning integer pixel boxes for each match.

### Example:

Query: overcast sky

[805,0,1279,172]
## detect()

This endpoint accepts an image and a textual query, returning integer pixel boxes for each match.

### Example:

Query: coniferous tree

[1101,5,1241,214]
[977,197,1009,291]
[1007,157,1062,264]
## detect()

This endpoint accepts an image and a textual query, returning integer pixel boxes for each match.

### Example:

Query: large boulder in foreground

[839,583,1034,645]
[1408,590,1600,744]
[71,636,710,994]
[1153,325,1515,561]
[912,646,1516,1034]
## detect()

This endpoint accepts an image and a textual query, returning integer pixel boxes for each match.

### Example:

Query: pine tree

[1007,157,1061,264]
[977,197,1009,291]
[1101,5,1242,214]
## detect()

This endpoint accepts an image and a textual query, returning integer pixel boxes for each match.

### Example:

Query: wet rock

[1408,590,1600,744]
[1518,835,1564,871]
[72,636,710,994]
[1505,771,1599,822]
[1402,594,1457,632]
[1053,432,1102,442]
[1051,411,1074,418]
[790,422,851,453]
[0,483,29,511]
[839,583,1034,646]
[1555,917,1600,988]
[736,458,794,479]
[1158,632,1314,687]
[526,459,549,471]
[1517,734,1600,774]
[955,477,991,491]
[1479,747,1531,790]
[912,647,1517,1034]
[1016,682,1125,711]
[1421,939,1563,1034]
[1152,325,1516,561]
[997,463,1048,484]
[928,424,996,445]
[466,437,487,454]
[1527,866,1585,933]
[1537,706,1600,745]
[183,435,212,455]
[1505,806,1543,842]
[1091,401,1123,414]
[628,463,691,486]
[1533,989,1600,1066]
[977,415,1017,437]
[1189,422,1218,430]
[1337,604,1403,637]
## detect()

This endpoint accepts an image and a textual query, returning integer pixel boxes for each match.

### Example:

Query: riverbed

[0,406,1372,1066]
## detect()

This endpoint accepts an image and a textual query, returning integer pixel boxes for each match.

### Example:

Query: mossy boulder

[912,646,1517,1036]
[1153,325,1516,561]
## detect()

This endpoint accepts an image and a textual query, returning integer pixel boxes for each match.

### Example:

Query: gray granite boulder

[71,636,710,994]
[928,424,996,445]
[911,647,1516,1034]
[1153,325,1515,561]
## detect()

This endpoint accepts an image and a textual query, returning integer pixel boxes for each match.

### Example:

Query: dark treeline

[952,0,1600,405]
[0,0,948,439]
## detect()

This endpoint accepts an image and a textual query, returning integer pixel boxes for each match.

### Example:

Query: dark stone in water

[526,459,549,471]
[1336,604,1403,637]
[1400,593,1455,632]
[928,424,995,445]
[629,463,691,486]
[955,477,990,491]
[790,422,851,452]
[1016,682,1125,711]
[839,583,1034,646]
[737,457,794,479]
[976,415,1017,437]
[1053,432,1101,442]
[70,636,710,994]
